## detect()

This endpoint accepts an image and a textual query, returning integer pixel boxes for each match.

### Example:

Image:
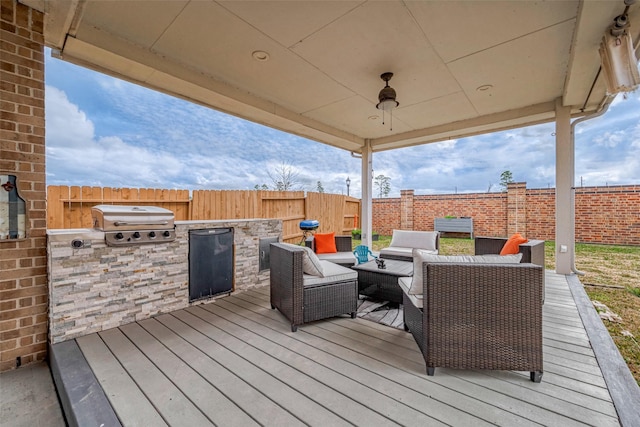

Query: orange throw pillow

[314,232,337,254]
[500,233,528,255]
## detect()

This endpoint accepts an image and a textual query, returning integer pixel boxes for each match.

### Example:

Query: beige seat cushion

[389,230,438,251]
[303,260,357,287]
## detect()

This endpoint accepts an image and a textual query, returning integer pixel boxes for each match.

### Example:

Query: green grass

[353,235,640,385]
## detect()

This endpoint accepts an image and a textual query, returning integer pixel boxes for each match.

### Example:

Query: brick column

[0,0,47,371]
[506,182,527,237]
[400,189,414,230]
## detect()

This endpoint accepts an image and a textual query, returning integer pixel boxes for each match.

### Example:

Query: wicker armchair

[270,243,357,332]
[403,261,544,382]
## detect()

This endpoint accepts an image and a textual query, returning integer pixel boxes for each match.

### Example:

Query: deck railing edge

[566,274,640,427]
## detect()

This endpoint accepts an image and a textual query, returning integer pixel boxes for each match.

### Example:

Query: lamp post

[346,177,351,196]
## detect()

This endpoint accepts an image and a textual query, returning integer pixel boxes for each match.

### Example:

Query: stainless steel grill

[91,205,176,246]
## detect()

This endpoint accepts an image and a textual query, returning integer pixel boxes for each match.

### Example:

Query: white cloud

[44,53,640,197]
[45,85,184,187]
[45,87,94,148]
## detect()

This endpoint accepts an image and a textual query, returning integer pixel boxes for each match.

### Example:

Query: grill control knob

[132,232,141,239]
[148,231,156,238]
[163,230,171,237]
[115,232,124,240]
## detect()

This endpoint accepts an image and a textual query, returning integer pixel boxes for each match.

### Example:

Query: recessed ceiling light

[252,51,270,62]
[477,84,493,92]
[368,115,379,120]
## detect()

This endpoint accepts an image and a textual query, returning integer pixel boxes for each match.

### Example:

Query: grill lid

[92,205,174,231]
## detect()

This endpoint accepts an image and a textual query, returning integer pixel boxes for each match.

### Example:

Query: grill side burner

[91,205,176,246]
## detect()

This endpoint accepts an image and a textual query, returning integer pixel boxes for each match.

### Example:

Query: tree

[254,184,269,190]
[499,170,514,191]
[374,174,391,198]
[268,162,300,191]
[316,181,324,193]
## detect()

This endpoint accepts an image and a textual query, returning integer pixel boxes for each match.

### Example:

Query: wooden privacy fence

[47,186,361,242]
[46,186,191,230]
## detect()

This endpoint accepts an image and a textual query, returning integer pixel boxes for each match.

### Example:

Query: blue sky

[44,50,640,198]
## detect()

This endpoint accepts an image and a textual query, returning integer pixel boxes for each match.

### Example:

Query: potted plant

[351,229,362,240]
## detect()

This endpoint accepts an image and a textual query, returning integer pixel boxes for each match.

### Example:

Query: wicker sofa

[400,251,544,382]
[270,242,357,332]
[379,230,440,262]
[305,234,356,267]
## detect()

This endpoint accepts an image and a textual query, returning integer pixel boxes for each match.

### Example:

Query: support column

[360,140,373,248]
[506,182,527,236]
[400,190,414,230]
[555,98,573,274]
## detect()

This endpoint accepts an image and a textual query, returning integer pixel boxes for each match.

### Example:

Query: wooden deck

[62,272,626,426]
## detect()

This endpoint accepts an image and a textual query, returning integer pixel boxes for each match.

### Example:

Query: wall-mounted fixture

[376,72,399,130]
[0,174,26,240]
[599,0,640,94]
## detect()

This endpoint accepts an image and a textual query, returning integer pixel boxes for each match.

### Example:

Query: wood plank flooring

[75,272,621,426]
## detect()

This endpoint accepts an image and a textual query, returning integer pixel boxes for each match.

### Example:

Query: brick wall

[372,196,401,234]
[525,188,555,241]
[576,186,640,245]
[374,184,640,246]
[0,0,47,371]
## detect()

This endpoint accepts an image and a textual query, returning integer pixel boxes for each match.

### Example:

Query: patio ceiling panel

[446,19,574,116]
[79,0,189,48]
[371,101,556,152]
[288,1,468,141]
[146,1,357,115]
[59,25,366,153]
[300,94,414,138]
[26,0,635,153]
[393,91,478,132]
[218,0,365,49]
[408,1,579,64]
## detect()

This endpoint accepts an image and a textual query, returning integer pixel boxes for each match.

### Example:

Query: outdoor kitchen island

[47,217,281,344]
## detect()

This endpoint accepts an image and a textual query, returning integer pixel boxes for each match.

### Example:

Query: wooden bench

[434,217,473,238]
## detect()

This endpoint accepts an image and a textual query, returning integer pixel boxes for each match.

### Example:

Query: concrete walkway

[0,361,65,427]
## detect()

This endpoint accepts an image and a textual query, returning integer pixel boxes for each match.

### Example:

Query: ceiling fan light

[376,98,399,111]
[376,72,399,111]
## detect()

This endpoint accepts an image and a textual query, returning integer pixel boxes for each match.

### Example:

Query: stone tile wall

[48,219,281,343]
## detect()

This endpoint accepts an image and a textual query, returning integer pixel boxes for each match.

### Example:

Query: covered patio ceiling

[23,0,640,154]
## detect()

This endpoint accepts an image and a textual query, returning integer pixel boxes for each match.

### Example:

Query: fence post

[400,189,414,230]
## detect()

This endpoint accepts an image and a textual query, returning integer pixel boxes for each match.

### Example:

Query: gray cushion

[316,251,357,266]
[380,247,437,259]
[409,250,523,295]
[281,243,324,277]
[303,260,357,287]
[390,230,438,251]
[398,276,422,308]
[301,245,325,277]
